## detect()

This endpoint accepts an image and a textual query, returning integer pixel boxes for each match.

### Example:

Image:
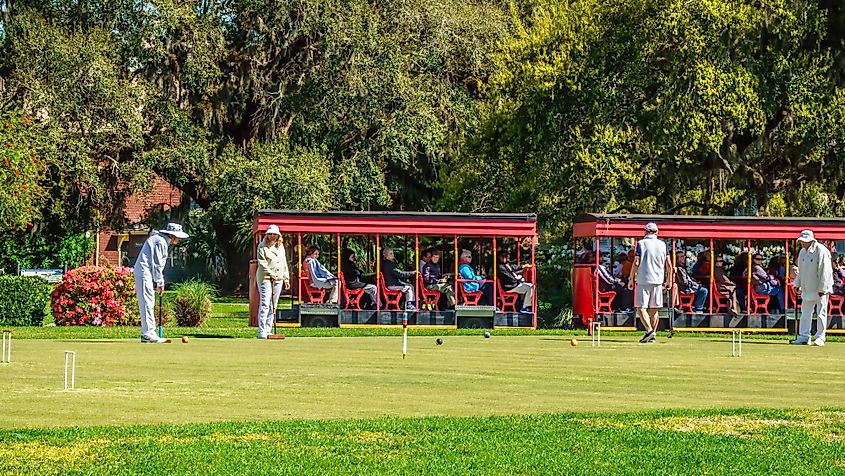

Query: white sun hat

[645,222,659,233]
[797,230,816,243]
[159,223,189,239]
[265,224,281,235]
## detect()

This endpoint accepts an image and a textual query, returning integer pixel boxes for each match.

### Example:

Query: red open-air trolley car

[573,214,845,334]
[249,210,538,329]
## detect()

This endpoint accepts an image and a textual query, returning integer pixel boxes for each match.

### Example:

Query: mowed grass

[2,335,844,428]
[1,408,844,475]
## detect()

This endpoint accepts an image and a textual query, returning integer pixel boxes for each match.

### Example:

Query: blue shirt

[459,263,484,292]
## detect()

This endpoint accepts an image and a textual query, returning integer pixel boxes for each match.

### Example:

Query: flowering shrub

[51,266,139,326]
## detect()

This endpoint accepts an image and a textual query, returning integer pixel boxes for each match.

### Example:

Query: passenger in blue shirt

[458,249,493,305]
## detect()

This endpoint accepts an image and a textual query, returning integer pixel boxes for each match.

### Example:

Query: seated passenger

[714,256,739,316]
[621,249,635,283]
[381,247,416,311]
[675,251,708,313]
[496,250,535,314]
[303,245,339,304]
[587,251,631,311]
[458,249,493,304]
[613,252,627,278]
[422,250,455,307]
[341,248,378,309]
[833,254,845,296]
[419,248,432,274]
[745,254,784,312]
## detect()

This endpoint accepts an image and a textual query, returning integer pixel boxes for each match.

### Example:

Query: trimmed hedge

[0,275,52,326]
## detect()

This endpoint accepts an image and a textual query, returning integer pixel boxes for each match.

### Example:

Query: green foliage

[172,280,216,327]
[447,0,845,230]
[0,276,51,326]
[0,231,93,274]
[0,112,49,231]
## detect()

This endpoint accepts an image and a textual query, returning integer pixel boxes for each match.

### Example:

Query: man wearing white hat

[134,223,189,343]
[791,229,833,346]
[628,222,671,343]
[255,224,290,339]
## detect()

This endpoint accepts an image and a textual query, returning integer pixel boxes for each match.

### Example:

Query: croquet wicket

[64,351,76,391]
[1,330,10,363]
[731,330,743,357]
[591,321,601,348]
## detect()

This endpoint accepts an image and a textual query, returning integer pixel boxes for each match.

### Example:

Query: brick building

[94,176,186,267]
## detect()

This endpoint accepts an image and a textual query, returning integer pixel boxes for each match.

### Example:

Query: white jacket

[793,241,834,301]
[134,231,169,287]
[256,239,289,283]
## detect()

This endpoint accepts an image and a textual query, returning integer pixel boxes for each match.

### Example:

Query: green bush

[0,276,52,326]
[173,280,216,327]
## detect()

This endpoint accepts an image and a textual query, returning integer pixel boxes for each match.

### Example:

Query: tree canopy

[3,0,845,281]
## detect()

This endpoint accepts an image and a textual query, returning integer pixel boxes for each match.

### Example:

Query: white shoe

[141,335,167,344]
[814,338,825,347]
[789,338,809,345]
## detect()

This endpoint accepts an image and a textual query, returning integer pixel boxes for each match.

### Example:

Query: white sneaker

[789,338,809,345]
[814,338,825,347]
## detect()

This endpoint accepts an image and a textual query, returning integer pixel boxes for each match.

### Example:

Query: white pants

[257,280,283,338]
[361,284,378,306]
[315,283,339,304]
[388,285,415,305]
[799,294,828,341]
[505,282,534,308]
[134,273,157,339]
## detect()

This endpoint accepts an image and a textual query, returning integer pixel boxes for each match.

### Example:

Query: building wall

[95,176,183,266]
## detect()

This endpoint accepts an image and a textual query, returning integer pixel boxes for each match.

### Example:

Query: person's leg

[796,298,815,342]
[445,285,455,307]
[328,284,339,304]
[269,281,283,334]
[136,274,156,340]
[364,284,378,308]
[404,285,415,308]
[693,287,708,311]
[636,284,653,334]
[256,280,271,338]
[815,294,828,343]
[649,284,663,332]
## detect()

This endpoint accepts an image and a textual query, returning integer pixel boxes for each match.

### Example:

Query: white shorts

[636,283,663,309]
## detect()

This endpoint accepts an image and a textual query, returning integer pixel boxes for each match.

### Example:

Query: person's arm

[279,245,290,285]
[663,255,672,288]
[819,250,834,296]
[256,246,272,278]
[152,237,168,292]
[628,257,640,290]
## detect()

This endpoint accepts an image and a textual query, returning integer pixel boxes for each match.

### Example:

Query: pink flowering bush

[51,266,139,326]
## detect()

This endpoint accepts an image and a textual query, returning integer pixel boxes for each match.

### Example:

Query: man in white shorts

[627,222,671,343]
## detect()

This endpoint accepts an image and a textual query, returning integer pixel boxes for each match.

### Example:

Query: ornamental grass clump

[173,280,215,327]
[50,266,138,326]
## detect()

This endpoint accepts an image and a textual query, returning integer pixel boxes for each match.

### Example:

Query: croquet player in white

[791,229,833,346]
[134,223,188,343]
[255,224,290,339]
[628,222,671,343]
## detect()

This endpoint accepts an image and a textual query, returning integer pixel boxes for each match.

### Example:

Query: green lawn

[1,409,843,475]
[2,335,844,428]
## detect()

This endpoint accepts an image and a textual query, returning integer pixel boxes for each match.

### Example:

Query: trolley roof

[253,210,537,237]
[573,214,845,240]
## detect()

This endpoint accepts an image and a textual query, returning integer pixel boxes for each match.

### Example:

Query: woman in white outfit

[256,225,290,339]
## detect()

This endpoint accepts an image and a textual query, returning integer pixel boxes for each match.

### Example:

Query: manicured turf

[1,409,843,475]
[2,335,843,428]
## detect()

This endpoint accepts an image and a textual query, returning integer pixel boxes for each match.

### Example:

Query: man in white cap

[628,222,671,343]
[134,223,188,343]
[791,229,833,346]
